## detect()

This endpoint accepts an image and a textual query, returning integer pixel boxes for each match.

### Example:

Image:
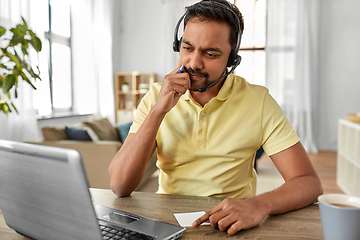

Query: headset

[172,1,243,92]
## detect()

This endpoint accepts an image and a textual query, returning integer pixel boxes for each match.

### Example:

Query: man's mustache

[183,66,209,79]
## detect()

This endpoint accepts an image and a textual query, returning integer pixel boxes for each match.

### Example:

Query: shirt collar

[214,74,234,101]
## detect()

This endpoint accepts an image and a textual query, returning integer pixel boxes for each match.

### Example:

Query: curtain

[71,0,115,123]
[266,0,320,153]
[0,0,40,141]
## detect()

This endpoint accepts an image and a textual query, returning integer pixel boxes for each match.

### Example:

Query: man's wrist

[150,104,169,119]
[148,105,167,124]
[250,194,273,216]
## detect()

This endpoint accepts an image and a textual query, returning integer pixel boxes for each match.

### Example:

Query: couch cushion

[42,127,68,141]
[117,121,132,143]
[65,126,92,141]
[67,123,100,141]
[83,118,120,141]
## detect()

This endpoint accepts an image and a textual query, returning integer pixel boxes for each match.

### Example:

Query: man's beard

[183,66,226,92]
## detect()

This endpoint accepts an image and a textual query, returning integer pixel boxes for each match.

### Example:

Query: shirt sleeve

[129,83,161,134]
[261,91,299,156]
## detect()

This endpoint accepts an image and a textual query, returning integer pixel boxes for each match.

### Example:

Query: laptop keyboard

[100,224,155,240]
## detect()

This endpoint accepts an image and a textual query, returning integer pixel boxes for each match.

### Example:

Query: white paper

[173,211,211,227]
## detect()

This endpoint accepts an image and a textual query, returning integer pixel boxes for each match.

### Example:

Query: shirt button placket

[196,111,207,149]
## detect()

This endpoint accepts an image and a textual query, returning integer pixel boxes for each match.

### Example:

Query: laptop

[0,139,186,240]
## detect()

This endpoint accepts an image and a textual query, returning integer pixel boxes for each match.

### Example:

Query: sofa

[28,117,158,192]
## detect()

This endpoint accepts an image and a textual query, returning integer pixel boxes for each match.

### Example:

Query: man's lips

[189,74,205,81]
[183,67,208,81]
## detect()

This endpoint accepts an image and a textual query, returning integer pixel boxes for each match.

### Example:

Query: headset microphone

[192,65,237,93]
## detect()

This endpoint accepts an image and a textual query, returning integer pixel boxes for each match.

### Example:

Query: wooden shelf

[114,72,157,124]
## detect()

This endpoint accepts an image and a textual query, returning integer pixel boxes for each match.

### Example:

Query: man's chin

[189,82,201,91]
[189,84,206,92]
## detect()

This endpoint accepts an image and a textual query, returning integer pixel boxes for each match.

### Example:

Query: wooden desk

[0,189,323,239]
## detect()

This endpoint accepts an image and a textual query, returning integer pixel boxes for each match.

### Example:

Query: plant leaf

[4,50,21,68]
[2,74,16,93]
[19,71,36,90]
[21,42,29,55]
[0,103,4,115]
[9,34,24,46]
[21,17,28,29]
[2,102,10,115]
[26,67,41,80]
[0,26,6,38]
[29,30,42,52]
[11,102,19,114]
[0,63,9,70]
[10,24,27,38]
[5,102,11,113]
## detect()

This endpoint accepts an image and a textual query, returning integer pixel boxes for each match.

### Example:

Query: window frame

[44,0,74,113]
[234,0,267,86]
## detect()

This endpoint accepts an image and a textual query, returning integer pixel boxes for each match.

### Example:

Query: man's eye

[182,46,192,51]
[206,53,219,58]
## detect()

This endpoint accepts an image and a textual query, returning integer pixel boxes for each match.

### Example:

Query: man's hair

[184,0,244,50]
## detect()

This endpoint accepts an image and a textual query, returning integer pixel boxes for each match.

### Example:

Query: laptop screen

[0,140,102,240]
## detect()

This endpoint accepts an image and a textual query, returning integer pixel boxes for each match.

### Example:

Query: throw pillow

[68,122,100,141]
[117,121,133,143]
[42,127,68,141]
[65,126,92,141]
[83,118,120,141]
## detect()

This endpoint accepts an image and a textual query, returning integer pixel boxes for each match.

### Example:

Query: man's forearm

[253,173,323,216]
[109,107,166,197]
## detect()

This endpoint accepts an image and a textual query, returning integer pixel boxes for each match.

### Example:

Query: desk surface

[0,189,323,239]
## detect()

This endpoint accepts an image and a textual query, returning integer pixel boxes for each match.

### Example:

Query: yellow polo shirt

[130,74,299,199]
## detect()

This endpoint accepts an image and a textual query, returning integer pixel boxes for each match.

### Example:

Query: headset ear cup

[173,40,179,52]
[173,37,182,52]
[227,50,242,68]
[177,37,182,52]
[227,50,236,67]
[234,55,241,67]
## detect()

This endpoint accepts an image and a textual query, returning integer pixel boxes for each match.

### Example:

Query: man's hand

[192,198,269,235]
[153,66,190,114]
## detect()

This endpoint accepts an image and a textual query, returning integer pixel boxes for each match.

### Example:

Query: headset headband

[173,1,242,68]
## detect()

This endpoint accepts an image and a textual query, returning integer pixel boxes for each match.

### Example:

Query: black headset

[173,1,242,70]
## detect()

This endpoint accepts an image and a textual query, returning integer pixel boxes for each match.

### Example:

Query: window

[33,0,73,116]
[234,0,266,86]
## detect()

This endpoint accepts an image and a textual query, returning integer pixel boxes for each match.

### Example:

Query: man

[109,0,322,235]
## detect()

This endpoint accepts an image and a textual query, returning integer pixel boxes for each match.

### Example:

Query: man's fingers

[164,66,190,90]
[227,221,244,235]
[171,65,182,74]
[192,212,210,227]
[217,213,239,232]
[192,202,225,227]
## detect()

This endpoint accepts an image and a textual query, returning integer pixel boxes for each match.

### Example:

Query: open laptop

[0,139,185,240]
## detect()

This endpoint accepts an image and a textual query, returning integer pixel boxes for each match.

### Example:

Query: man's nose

[189,51,204,70]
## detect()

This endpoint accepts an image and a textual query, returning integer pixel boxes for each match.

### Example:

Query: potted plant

[0,17,42,115]
[122,81,129,93]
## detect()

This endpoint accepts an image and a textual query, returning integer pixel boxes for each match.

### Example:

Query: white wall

[112,0,173,80]
[317,0,360,150]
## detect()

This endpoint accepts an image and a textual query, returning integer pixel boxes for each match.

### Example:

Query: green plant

[0,17,42,115]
